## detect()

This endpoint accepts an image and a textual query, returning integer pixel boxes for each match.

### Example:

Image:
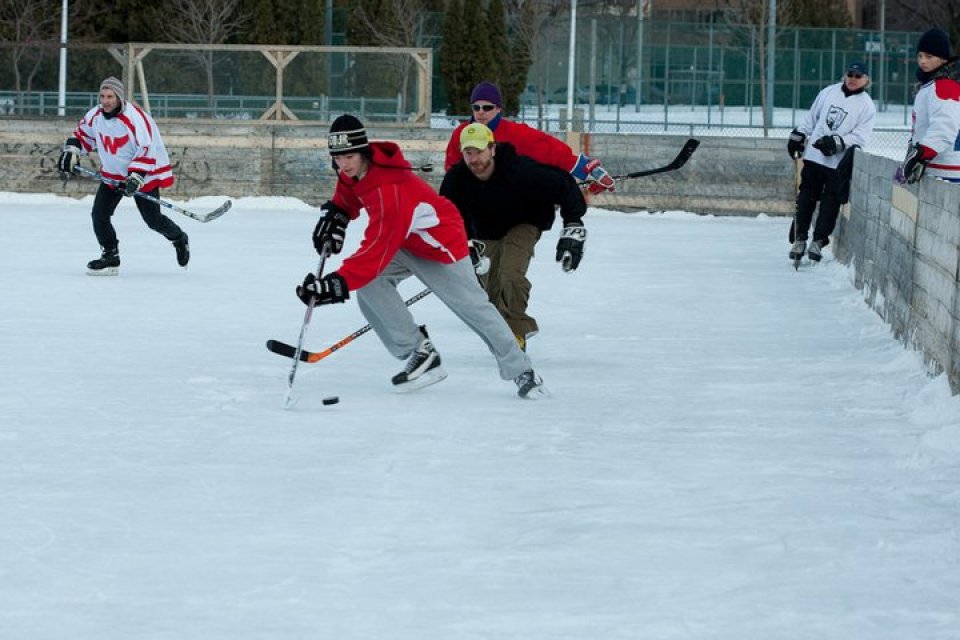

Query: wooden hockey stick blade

[190,199,232,222]
[266,288,433,364]
[267,338,347,363]
[612,138,700,180]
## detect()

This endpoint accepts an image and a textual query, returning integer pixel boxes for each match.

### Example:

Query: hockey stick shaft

[611,138,700,180]
[266,287,433,363]
[72,166,231,222]
[283,246,332,408]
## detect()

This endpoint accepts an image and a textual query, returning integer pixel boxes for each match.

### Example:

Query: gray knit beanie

[99,76,125,102]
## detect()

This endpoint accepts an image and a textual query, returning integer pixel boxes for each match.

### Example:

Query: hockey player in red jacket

[443,81,615,194]
[296,114,545,399]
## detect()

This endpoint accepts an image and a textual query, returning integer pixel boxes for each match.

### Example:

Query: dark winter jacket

[439,142,587,241]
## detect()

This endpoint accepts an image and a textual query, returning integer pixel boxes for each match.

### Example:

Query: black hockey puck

[322,396,340,405]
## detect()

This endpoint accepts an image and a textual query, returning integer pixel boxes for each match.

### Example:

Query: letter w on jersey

[99,133,130,156]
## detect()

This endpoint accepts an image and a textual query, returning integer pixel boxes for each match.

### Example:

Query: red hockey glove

[585,158,615,193]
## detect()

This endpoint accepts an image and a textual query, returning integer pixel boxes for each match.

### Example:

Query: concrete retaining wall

[1,119,795,215]
[836,151,960,393]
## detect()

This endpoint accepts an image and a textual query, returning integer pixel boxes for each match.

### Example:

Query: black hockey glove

[313,201,350,255]
[57,138,82,176]
[787,129,806,159]
[812,135,844,157]
[122,172,145,197]
[556,223,587,272]
[468,239,490,276]
[899,143,937,185]
[297,272,349,306]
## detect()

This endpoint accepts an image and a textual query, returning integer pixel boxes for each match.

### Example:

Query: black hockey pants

[790,160,849,245]
[91,182,185,252]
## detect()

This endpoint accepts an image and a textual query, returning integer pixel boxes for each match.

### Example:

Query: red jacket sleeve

[498,120,579,173]
[444,122,469,171]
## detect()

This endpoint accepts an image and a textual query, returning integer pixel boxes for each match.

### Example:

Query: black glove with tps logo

[312,201,350,255]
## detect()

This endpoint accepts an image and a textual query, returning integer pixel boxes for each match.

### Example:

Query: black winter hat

[328,114,369,156]
[917,28,952,60]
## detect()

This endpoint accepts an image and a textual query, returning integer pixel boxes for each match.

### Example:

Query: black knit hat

[328,114,369,156]
[917,28,952,60]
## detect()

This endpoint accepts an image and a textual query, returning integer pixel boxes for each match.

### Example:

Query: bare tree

[508,0,569,121]
[890,0,960,47]
[350,0,433,112]
[719,0,796,133]
[0,0,59,113]
[158,0,247,110]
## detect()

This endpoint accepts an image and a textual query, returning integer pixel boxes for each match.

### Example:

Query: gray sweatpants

[355,251,533,381]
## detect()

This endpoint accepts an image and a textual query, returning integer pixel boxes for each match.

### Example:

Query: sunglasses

[471,103,497,112]
[846,72,864,79]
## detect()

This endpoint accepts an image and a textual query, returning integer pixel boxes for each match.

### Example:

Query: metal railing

[0,42,432,125]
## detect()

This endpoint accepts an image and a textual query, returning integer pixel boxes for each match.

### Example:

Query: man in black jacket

[439,123,588,350]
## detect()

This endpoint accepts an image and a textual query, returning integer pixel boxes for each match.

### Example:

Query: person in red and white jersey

[57,76,189,275]
[897,28,960,185]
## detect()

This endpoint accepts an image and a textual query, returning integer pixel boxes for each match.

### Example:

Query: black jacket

[439,142,587,240]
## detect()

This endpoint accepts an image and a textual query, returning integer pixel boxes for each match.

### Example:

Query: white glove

[468,239,490,276]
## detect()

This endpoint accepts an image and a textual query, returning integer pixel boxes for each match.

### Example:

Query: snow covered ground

[1,192,958,639]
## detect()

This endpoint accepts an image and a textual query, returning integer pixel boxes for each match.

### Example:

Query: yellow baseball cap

[459,123,494,152]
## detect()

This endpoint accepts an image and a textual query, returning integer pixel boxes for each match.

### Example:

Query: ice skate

[173,234,190,268]
[391,326,447,392]
[515,369,548,399]
[789,239,806,270]
[86,248,120,276]
[808,239,824,263]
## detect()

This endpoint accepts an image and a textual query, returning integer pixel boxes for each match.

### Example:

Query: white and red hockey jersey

[71,102,174,191]
[910,75,960,182]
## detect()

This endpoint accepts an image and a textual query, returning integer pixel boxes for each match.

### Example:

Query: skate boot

[807,239,824,262]
[788,239,806,261]
[391,325,447,392]
[86,248,120,276]
[173,234,190,268]
[514,369,547,399]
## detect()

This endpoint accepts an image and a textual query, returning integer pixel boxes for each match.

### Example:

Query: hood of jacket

[336,141,413,194]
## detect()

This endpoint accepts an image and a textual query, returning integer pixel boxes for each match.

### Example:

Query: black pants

[92,183,185,252]
[790,160,849,245]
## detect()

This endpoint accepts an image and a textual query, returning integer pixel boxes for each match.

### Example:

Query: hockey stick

[282,245,333,409]
[791,156,803,270]
[611,138,700,180]
[72,166,231,223]
[267,287,433,363]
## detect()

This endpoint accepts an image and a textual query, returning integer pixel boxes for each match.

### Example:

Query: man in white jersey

[786,62,876,263]
[57,76,189,275]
